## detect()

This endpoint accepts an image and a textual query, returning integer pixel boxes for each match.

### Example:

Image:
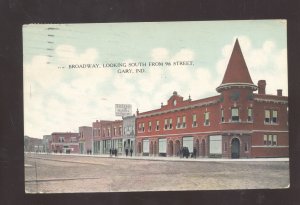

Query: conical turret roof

[216,39,257,92]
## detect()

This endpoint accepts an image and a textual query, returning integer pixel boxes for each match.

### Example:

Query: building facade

[92,120,123,155]
[78,126,93,154]
[122,115,136,156]
[135,39,288,158]
[50,132,80,154]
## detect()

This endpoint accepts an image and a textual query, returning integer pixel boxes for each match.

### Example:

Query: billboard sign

[115,104,132,117]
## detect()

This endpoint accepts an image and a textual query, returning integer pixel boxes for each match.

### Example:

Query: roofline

[216,82,258,92]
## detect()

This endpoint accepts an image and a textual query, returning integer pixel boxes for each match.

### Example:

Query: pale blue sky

[23,20,287,138]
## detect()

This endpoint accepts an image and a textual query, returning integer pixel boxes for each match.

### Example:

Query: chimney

[258,80,266,95]
[277,89,282,96]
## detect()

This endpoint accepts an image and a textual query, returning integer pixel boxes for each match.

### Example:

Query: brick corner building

[136,39,288,158]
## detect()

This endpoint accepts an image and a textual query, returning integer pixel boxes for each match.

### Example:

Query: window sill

[264,123,279,125]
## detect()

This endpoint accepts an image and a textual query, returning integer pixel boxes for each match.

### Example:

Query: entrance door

[231,138,240,159]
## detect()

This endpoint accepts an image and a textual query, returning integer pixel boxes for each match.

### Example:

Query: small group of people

[109,148,118,157]
[125,148,133,157]
[109,148,134,157]
[178,147,197,159]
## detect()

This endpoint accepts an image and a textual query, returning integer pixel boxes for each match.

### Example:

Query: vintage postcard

[23,20,289,193]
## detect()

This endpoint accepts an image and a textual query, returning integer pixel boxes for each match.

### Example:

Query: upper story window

[164,118,173,130]
[148,121,152,132]
[192,114,198,127]
[263,134,277,146]
[182,116,186,128]
[204,112,210,126]
[231,108,239,122]
[272,110,278,123]
[247,108,253,122]
[265,110,278,124]
[119,126,122,135]
[164,119,168,130]
[156,120,159,131]
[221,109,224,122]
[59,137,65,142]
[113,127,116,136]
[107,128,111,136]
[176,116,181,128]
[138,123,145,132]
[103,129,106,137]
[176,116,186,129]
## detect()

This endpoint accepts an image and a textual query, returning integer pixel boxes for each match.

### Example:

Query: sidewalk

[25,152,289,162]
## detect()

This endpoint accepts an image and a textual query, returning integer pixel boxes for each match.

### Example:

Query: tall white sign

[115,104,132,117]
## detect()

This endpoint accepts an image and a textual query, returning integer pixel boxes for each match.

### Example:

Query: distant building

[122,115,136,156]
[24,136,43,152]
[92,120,123,154]
[78,126,93,154]
[50,132,80,154]
[135,39,288,158]
[42,135,51,153]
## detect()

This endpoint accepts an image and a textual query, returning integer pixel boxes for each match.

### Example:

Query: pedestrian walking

[193,147,197,159]
[114,149,117,157]
[125,148,129,157]
[130,148,133,157]
[109,148,112,157]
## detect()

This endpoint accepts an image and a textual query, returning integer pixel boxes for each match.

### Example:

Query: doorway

[231,138,240,159]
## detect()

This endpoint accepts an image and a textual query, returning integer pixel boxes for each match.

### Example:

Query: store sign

[115,104,132,117]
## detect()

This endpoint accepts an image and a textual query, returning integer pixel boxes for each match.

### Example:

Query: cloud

[55,44,98,64]
[151,48,169,61]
